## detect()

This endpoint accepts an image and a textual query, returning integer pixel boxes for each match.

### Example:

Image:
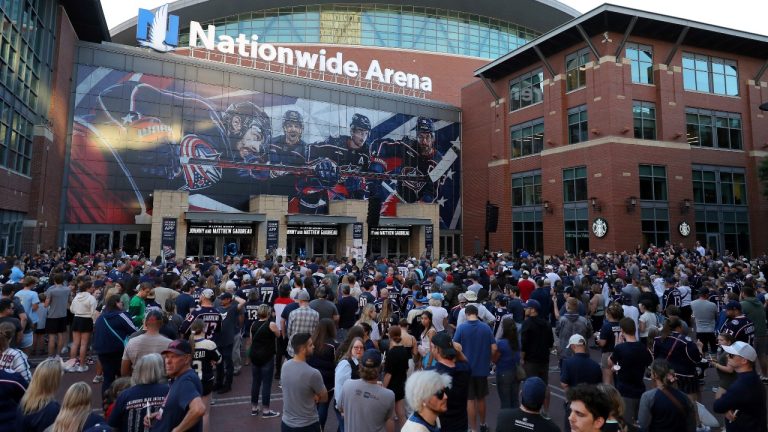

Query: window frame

[682,52,739,96]
[625,42,654,85]
[509,68,544,112]
[639,164,667,201]
[565,47,591,91]
[510,118,544,159]
[567,105,588,144]
[632,101,656,140]
[563,166,587,203]
[686,107,742,150]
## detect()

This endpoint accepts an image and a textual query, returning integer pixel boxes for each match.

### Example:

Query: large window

[696,209,749,257]
[568,105,588,144]
[566,48,591,91]
[633,101,656,140]
[641,206,669,247]
[625,43,653,84]
[510,119,544,158]
[693,167,747,206]
[682,53,738,96]
[509,69,544,111]
[686,108,742,150]
[563,166,587,203]
[639,165,667,201]
[512,171,541,206]
[564,206,589,254]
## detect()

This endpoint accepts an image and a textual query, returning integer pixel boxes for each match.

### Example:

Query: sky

[99,0,768,36]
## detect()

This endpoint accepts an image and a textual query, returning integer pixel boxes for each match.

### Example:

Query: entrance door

[288,237,307,259]
[121,232,139,255]
[707,233,720,255]
[94,233,112,253]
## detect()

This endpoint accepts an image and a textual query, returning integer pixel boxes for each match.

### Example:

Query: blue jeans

[334,404,344,432]
[496,369,520,409]
[317,391,333,430]
[281,422,321,432]
[217,344,234,388]
[251,360,275,406]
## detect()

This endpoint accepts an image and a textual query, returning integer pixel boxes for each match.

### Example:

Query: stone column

[395,202,440,259]
[250,195,289,258]
[329,199,368,257]
[150,190,190,259]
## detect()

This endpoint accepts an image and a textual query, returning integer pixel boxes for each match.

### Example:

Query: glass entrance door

[121,232,139,255]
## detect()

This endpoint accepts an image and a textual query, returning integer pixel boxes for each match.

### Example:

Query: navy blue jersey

[257,283,276,305]
[720,315,755,344]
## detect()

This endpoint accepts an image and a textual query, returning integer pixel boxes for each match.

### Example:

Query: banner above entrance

[287,225,339,236]
[369,227,410,237]
[188,223,254,235]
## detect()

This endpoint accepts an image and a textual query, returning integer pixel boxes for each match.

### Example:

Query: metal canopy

[286,215,357,224]
[379,217,433,226]
[476,4,768,80]
[185,212,266,223]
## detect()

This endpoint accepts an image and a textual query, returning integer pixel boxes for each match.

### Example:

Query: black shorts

[46,317,68,334]
[202,380,214,396]
[71,316,94,333]
[675,374,700,394]
[523,362,550,384]
[467,376,489,400]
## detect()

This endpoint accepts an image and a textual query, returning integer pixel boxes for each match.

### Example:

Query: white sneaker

[77,365,89,373]
[92,374,103,383]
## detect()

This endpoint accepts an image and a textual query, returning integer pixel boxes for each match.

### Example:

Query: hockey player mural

[67,66,461,230]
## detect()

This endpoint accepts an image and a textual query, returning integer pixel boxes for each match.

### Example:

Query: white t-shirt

[638,311,658,337]
[426,305,449,332]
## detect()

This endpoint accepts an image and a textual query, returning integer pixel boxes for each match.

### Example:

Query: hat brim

[161,348,189,356]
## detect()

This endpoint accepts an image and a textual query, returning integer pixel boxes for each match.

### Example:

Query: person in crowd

[418,310,438,368]
[146,339,205,432]
[566,384,612,432]
[189,318,222,432]
[709,333,737,399]
[14,276,38,355]
[559,335,602,432]
[121,309,172,377]
[49,382,105,432]
[608,317,653,425]
[339,349,395,432]
[496,377,559,432]
[15,358,63,432]
[108,353,168,432]
[453,304,497,432]
[637,299,658,347]
[0,366,26,432]
[691,287,719,355]
[556,297,593,368]
[520,299,554,416]
[740,286,768,382]
[638,358,696,432]
[383,325,411,430]
[0,321,30,384]
[286,291,320,358]
[281,332,328,432]
[597,303,624,385]
[307,318,337,429]
[713,341,768,432]
[128,282,152,327]
[428,329,471,432]
[494,318,521,409]
[355,303,381,350]
[45,273,70,359]
[596,383,629,432]
[93,294,137,394]
[213,291,244,394]
[402,370,452,432]
[334,333,364,431]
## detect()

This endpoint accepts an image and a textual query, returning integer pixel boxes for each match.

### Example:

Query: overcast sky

[100,0,767,36]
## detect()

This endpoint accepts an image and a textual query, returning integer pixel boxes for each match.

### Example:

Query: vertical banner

[161,218,177,260]
[353,222,363,247]
[266,220,279,252]
[425,224,434,259]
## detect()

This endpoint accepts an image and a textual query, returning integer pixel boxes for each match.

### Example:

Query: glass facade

[626,43,653,84]
[682,52,738,96]
[633,101,656,140]
[565,48,590,91]
[686,108,742,150]
[509,69,543,112]
[0,0,57,176]
[512,170,542,253]
[641,206,669,247]
[510,118,543,159]
[179,4,539,59]
[692,165,749,257]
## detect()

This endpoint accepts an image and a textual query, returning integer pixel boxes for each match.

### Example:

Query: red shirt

[518,278,536,301]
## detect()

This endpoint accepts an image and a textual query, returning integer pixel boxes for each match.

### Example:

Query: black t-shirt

[258,284,276,305]
[599,320,622,353]
[191,339,220,386]
[496,408,560,432]
[337,296,358,330]
[431,360,471,432]
[610,341,653,398]
[358,292,375,313]
[175,293,196,317]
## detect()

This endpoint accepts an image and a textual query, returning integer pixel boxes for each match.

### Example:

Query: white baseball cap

[567,334,586,347]
[722,341,757,362]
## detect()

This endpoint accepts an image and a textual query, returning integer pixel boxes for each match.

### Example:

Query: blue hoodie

[93,310,137,355]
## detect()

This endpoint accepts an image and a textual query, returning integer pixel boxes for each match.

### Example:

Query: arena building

[15,0,578,259]
[462,4,768,257]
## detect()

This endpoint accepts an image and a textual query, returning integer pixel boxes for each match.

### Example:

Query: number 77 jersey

[179,306,223,339]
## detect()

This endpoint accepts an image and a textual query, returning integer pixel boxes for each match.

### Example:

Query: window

[641,207,669,247]
[639,165,667,201]
[510,119,544,158]
[633,101,656,140]
[625,43,653,84]
[719,172,747,205]
[693,166,747,206]
[696,209,749,257]
[692,169,718,204]
[686,108,742,150]
[512,210,543,253]
[568,105,588,144]
[564,206,589,254]
[509,69,544,111]
[512,171,541,206]
[563,166,587,203]
[682,53,738,96]
[566,48,590,91]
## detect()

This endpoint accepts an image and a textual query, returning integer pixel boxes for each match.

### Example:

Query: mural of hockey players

[293,113,372,214]
[269,110,307,166]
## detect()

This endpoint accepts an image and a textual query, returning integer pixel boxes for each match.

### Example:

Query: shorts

[523,362,549,384]
[601,352,613,369]
[202,380,214,396]
[21,332,33,348]
[71,316,94,333]
[675,374,700,394]
[467,376,489,400]
[46,317,68,334]
[34,326,46,335]
[754,335,768,357]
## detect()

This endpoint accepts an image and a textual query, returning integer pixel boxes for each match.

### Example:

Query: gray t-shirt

[281,359,326,428]
[309,299,338,321]
[122,333,173,364]
[691,299,719,333]
[46,284,71,319]
[340,379,395,432]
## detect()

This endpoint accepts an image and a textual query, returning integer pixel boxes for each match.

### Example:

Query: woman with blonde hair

[16,358,63,432]
[355,303,381,349]
[49,382,104,432]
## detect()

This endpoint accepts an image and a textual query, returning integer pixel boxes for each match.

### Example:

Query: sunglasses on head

[434,388,448,399]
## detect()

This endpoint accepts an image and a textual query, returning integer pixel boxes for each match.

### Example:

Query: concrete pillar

[396,202,440,259]
[250,195,289,258]
[329,199,368,256]
[150,190,190,259]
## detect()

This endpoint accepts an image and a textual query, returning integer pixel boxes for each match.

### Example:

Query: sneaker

[92,374,104,383]
[251,407,260,416]
[77,365,89,373]
[262,410,280,419]
[761,376,768,384]
[64,359,79,372]
[86,356,96,365]
[479,424,490,432]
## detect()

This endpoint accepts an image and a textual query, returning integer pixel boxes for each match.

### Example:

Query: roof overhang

[379,217,434,226]
[476,3,768,80]
[286,215,357,224]
[185,212,266,223]
[62,0,110,43]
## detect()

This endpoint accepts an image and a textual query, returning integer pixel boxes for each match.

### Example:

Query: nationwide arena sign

[137,5,433,92]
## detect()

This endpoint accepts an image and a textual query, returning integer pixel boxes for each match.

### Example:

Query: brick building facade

[462,4,768,257]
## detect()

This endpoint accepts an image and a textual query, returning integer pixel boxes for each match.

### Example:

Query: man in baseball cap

[721,301,755,344]
[339,349,395,431]
[146,339,204,431]
[713,341,767,430]
[496,377,558,432]
[520,296,554,416]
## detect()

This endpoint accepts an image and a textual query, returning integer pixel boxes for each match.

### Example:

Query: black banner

[286,225,339,236]
[353,223,363,240]
[370,227,410,237]
[161,218,177,260]
[188,223,254,235]
[266,220,279,250]
[425,224,434,258]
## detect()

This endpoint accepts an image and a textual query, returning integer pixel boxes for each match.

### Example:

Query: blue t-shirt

[151,369,202,432]
[453,320,496,377]
[14,290,39,327]
[108,383,169,432]
[560,353,601,387]
[610,341,653,398]
[15,401,59,432]
[495,338,520,374]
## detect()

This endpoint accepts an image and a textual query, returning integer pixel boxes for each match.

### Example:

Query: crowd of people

[0,241,766,432]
